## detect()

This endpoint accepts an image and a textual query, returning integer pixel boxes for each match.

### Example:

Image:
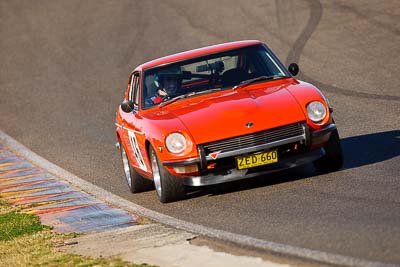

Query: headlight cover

[306,101,327,123]
[165,132,187,154]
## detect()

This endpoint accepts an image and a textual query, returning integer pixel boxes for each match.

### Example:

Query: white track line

[0,129,395,267]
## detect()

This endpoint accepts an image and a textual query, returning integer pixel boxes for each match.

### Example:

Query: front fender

[140,109,199,164]
[286,81,333,131]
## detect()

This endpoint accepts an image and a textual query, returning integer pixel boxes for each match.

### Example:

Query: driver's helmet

[154,66,182,96]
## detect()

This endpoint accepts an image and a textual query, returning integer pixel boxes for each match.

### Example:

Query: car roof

[135,40,263,71]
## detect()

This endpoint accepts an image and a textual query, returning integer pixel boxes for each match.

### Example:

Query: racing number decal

[128,131,147,172]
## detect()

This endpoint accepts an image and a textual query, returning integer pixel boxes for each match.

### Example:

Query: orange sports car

[115,40,343,203]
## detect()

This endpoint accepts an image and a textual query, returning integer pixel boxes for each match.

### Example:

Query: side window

[128,73,135,101]
[133,74,140,106]
[128,72,140,111]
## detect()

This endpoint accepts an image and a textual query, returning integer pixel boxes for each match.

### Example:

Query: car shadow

[188,129,400,198]
[341,129,400,169]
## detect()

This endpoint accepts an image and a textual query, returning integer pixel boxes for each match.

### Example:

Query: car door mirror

[121,100,135,113]
[288,63,299,76]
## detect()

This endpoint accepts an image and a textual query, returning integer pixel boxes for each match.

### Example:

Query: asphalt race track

[1,0,399,265]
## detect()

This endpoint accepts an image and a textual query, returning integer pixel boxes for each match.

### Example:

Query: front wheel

[149,146,186,203]
[120,141,153,193]
[313,129,344,174]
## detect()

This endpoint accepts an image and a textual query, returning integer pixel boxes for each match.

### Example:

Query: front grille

[200,122,305,155]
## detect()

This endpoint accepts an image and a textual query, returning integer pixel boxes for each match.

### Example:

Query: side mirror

[121,100,135,113]
[288,63,299,76]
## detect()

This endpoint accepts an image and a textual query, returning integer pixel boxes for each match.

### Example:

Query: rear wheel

[120,141,153,193]
[149,146,186,203]
[313,129,344,174]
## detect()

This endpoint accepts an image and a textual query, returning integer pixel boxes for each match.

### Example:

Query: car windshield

[142,45,288,109]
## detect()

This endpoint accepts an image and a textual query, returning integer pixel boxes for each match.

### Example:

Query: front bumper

[183,148,325,186]
[310,123,336,146]
[163,123,336,186]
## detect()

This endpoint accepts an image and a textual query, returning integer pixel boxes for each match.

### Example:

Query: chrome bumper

[183,148,325,186]
[310,123,336,146]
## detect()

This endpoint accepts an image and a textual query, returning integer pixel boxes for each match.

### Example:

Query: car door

[120,72,149,175]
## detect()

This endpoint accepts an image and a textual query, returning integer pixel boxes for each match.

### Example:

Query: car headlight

[166,132,187,154]
[306,101,327,123]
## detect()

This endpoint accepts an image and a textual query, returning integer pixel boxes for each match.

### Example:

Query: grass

[0,211,46,241]
[0,198,157,267]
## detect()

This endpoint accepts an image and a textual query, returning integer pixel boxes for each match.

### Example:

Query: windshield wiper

[159,88,221,108]
[192,87,222,96]
[233,75,287,90]
[159,93,193,108]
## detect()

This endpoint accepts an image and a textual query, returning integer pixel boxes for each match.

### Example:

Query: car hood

[166,81,307,144]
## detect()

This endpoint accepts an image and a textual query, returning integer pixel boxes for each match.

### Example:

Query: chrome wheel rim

[151,150,162,198]
[121,146,132,187]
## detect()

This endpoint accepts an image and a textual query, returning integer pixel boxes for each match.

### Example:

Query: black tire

[149,146,186,203]
[313,129,344,174]
[120,141,153,193]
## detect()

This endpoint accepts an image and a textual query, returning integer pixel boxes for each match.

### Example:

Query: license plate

[236,150,278,170]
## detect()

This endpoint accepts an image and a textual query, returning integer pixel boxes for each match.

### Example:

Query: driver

[155,75,179,99]
[148,67,181,105]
